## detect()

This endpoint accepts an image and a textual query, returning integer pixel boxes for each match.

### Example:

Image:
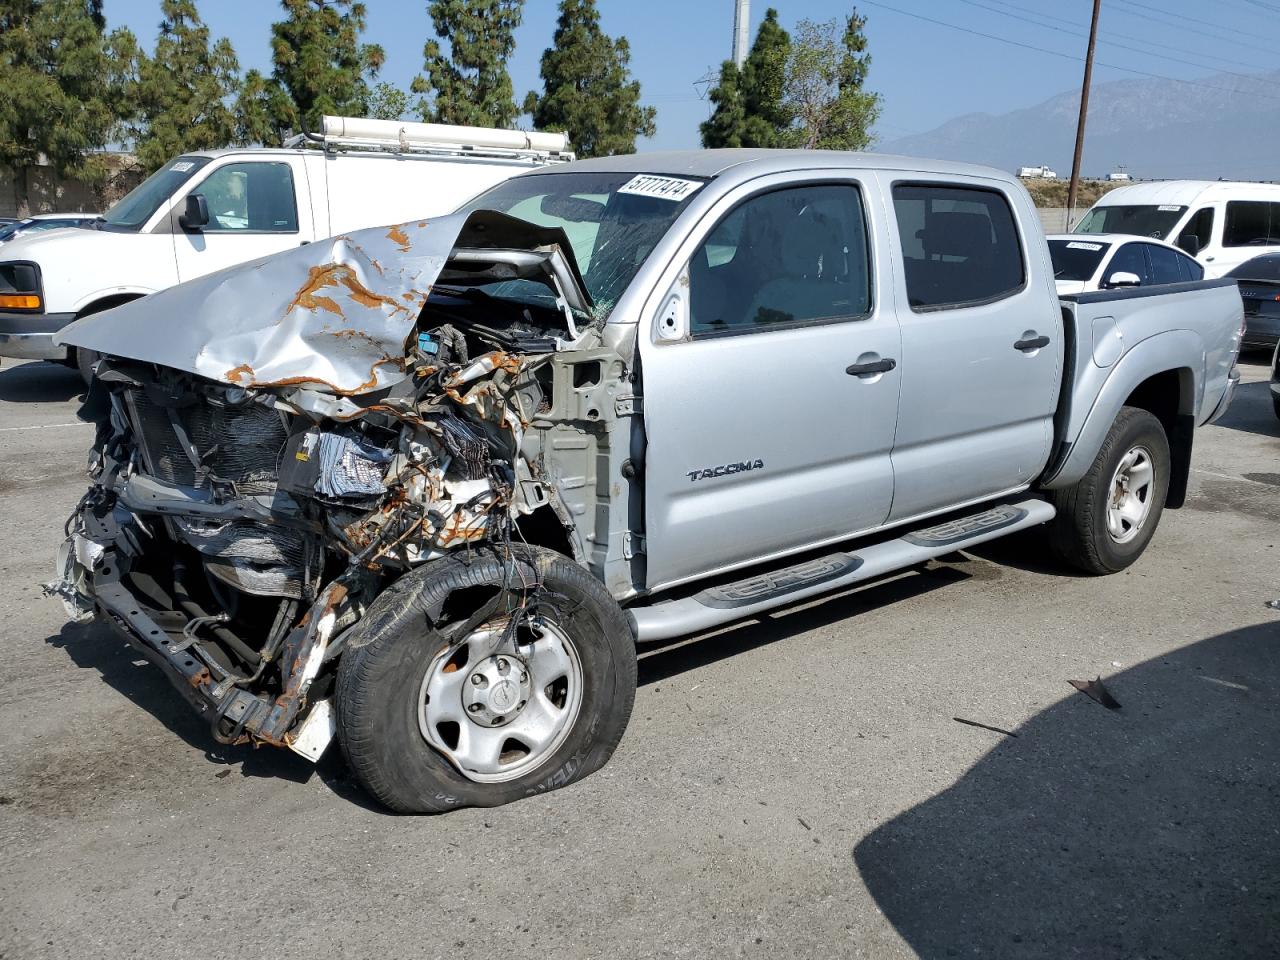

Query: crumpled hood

[57,216,465,395]
[55,211,587,396]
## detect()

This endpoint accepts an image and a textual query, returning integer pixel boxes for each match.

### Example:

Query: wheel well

[77,293,143,319]
[514,506,578,560]
[1123,368,1194,509]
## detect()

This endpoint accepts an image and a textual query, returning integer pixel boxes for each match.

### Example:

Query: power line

[977,0,1278,72]
[952,0,1280,87]
[1105,0,1280,56]
[857,0,1280,104]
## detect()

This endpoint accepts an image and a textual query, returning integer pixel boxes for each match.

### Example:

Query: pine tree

[367,82,412,121]
[523,0,654,157]
[266,0,385,134]
[0,0,135,214]
[781,12,881,151]
[700,7,791,149]
[128,1,241,172]
[413,0,523,128]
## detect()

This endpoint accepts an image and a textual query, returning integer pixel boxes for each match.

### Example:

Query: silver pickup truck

[51,151,1242,813]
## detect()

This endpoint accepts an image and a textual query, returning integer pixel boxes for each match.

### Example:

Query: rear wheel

[74,347,100,384]
[336,546,636,813]
[1049,406,1170,574]
[1272,396,1280,421]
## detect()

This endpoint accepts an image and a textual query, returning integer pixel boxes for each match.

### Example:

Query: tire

[335,545,636,813]
[1272,396,1280,422]
[74,347,100,384]
[1048,406,1171,575]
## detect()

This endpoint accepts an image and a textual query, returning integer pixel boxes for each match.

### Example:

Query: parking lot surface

[1,356,1276,960]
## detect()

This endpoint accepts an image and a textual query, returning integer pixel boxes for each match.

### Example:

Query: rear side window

[1176,251,1204,281]
[1105,243,1149,286]
[1223,201,1280,247]
[1145,244,1184,285]
[893,184,1024,310]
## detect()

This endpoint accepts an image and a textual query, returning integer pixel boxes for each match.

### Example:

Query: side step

[628,498,1055,642]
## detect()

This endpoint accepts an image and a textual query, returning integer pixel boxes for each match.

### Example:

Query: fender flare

[1042,329,1202,489]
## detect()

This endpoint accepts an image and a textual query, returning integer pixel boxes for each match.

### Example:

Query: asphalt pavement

[0,356,1276,960]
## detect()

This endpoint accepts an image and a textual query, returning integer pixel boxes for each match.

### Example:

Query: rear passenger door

[640,176,901,591]
[884,179,1062,522]
[1215,199,1280,275]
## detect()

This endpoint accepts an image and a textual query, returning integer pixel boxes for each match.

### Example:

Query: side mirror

[654,274,689,342]
[179,193,209,231]
[1177,233,1201,256]
[1105,271,1142,289]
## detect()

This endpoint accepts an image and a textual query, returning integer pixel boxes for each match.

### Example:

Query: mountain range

[877,69,1280,181]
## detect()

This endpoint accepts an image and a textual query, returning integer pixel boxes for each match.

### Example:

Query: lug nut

[496,658,509,673]
[468,703,483,713]
[520,671,529,683]
[470,674,485,686]
[491,716,503,725]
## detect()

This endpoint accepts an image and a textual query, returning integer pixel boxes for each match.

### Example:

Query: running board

[628,498,1056,642]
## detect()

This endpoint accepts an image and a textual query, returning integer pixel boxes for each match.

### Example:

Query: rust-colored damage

[225,363,254,384]
[288,262,414,319]
[239,356,407,397]
[387,224,412,253]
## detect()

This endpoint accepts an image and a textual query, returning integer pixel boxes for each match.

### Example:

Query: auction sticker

[1066,241,1103,251]
[617,175,702,202]
[170,160,196,172]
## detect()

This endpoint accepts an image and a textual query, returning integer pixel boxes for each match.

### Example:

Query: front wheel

[1048,406,1171,575]
[336,546,636,813]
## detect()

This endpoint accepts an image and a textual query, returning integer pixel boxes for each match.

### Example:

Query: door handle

[846,358,897,376]
[1014,335,1050,352]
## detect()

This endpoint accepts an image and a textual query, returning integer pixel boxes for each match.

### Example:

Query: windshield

[1074,204,1187,240]
[455,171,704,314]
[102,156,212,231]
[1227,254,1280,282]
[0,220,32,242]
[1048,238,1111,281]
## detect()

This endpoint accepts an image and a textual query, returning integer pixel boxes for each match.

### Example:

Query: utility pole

[1066,0,1101,229]
[733,0,750,68]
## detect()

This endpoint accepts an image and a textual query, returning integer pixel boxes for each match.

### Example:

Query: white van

[0,116,572,375]
[1073,180,1280,277]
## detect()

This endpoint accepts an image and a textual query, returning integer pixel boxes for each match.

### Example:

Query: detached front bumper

[66,536,342,760]
[0,310,75,361]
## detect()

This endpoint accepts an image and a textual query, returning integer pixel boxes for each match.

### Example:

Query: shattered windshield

[1074,204,1187,240]
[456,171,704,315]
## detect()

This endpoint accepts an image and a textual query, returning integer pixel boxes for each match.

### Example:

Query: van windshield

[456,171,703,315]
[1074,204,1187,240]
[101,156,212,231]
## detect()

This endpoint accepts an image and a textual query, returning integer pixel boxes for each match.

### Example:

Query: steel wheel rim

[418,616,584,784]
[1106,443,1155,545]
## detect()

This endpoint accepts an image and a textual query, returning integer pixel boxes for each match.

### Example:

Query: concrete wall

[0,156,143,218]
[1037,207,1072,234]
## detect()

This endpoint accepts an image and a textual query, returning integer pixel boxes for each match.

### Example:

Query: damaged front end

[47,212,633,759]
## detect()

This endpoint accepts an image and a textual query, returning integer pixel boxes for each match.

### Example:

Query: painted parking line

[1193,468,1272,487]
[0,422,91,433]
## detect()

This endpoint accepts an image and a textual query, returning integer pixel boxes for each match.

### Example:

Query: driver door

[639,175,901,592]
[172,158,314,282]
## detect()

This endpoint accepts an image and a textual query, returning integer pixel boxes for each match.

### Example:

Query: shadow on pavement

[46,619,380,811]
[1210,379,1278,439]
[637,564,968,687]
[0,360,84,403]
[853,618,1280,960]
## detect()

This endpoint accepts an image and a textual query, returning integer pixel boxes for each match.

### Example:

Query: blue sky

[101,0,1280,149]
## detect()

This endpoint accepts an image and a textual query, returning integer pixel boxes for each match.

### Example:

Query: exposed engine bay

[47,213,638,758]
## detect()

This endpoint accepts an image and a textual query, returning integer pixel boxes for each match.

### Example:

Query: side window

[689,183,871,336]
[1223,200,1280,247]
[1105,243,1149,285]
[195,162,298,233]
[1178,252,1204,281]
[1181,207,1214,252]
[892,183,1024,310]
[1145,244,1184,285]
